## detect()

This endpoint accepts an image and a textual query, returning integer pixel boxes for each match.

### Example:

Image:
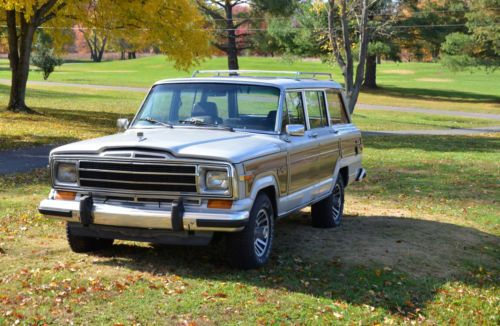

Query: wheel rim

[254,208,271,258]
[331,183,342,223]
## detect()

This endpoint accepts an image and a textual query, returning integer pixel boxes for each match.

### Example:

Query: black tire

[311,176,345,228]
[226,193,274,269]
[66,224,114,253]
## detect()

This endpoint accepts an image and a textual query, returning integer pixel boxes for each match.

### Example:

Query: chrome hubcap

[254,208,271,257]
[332,183,342,222]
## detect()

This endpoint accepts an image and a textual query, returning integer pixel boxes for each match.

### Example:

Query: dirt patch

[274,210,499,278]
[416,78,453,83]
[382,69,415,75]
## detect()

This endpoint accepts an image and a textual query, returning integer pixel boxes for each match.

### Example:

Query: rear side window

[326,90,349,124]
[305,91,328,129]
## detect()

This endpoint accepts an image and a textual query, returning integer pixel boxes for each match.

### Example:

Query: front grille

[78,161,197,193]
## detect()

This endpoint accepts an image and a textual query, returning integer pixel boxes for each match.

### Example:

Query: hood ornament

[137,131,147,142]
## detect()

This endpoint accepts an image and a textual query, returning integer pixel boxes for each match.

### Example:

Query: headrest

[192,102,218,118]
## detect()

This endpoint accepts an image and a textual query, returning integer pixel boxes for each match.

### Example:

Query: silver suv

[39,70,366,269]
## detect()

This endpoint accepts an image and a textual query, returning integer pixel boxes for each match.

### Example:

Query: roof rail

[191,70,333,80]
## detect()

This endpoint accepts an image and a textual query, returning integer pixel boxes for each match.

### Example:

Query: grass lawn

[1,56,499,114]
[0,134,498,324]
[0,82,498,151]
[0,85,141,150]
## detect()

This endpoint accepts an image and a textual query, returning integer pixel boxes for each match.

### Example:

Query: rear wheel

[66,224,114,253]
[311,176,345,228]
[226,193,274,269]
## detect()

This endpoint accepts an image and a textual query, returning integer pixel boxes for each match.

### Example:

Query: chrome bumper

[355,168,367,181]
[38,199,249,232]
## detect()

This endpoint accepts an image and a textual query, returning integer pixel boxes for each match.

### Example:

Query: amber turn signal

[54,191,76,201]
[207,199,233,209]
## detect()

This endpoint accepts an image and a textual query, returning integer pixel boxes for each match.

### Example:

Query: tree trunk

[85,32,106,62]
[6,10,36,113]
[225,5,239,70]
[363,55,377,89]
[5,0,61,113]
[327,0,370,114]
[120,51,125,60]
[96,36,107,62]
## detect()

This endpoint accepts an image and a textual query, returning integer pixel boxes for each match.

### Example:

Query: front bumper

[38,198,249,232]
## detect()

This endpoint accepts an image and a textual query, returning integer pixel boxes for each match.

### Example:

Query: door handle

[309,133,318,138]
[330,129,339,134]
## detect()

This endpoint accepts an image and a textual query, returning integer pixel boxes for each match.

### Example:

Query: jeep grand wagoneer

[39,70,366,269]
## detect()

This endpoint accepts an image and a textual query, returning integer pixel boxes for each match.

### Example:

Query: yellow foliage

[0,0,213,70]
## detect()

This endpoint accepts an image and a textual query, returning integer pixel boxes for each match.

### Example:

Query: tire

[311,176,345,228]
[66,224,114,253]
[226,193,275,269]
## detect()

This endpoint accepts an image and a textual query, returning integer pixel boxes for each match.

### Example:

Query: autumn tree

[325,0,373,114]
[264,1,327,58]
[398,0,467,61]
[1,0,212,113]
[196,0,297,70]
[440,0,499,70]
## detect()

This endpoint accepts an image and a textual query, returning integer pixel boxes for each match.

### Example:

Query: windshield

[132,83,281,132]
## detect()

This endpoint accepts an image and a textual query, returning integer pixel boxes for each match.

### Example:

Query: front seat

[192,102,221,124]
[266,110,277,130]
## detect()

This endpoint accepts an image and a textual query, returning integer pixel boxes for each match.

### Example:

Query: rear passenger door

[304,90,340,183]
[282,91,319,193]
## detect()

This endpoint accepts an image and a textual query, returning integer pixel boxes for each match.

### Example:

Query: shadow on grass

[365,135,499,153]
[93,214,499,318]
[366,86,500,104]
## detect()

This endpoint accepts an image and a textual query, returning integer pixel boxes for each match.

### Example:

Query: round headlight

[205,170,229,190]
[56,162,77,183]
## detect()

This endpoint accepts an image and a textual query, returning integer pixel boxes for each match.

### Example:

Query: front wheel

[226,193,274,269]
[311,176,345,228]
[66,224,114,253]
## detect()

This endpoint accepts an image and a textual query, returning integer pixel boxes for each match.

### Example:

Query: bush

[31,33,63,80]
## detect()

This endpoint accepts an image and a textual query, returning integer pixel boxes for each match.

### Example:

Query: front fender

[248,174,279,201]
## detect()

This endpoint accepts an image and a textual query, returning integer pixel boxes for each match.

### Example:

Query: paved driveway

[0,145,55,175]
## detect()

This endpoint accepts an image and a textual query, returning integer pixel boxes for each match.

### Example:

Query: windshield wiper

[178,117,206,125]
[138,117,173,128]
[179,118,234,132]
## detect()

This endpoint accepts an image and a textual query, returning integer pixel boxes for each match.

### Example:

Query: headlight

[205,170,229,190]
[56,162,77,184]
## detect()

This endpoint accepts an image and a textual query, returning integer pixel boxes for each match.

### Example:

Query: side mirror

[286,124,305,136]
[117,118,129,131]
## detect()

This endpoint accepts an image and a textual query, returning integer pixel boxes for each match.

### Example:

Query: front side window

[305,91,328,129]
[133,83,280,132]
[282,91,305,132]
[326,89,349,124]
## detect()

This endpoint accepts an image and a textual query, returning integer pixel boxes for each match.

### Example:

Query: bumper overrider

[38,196,249,232]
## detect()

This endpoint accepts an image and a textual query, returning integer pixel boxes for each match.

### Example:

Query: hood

[50,127,285,163]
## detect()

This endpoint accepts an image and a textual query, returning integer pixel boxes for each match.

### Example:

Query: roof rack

[191,70,333,80]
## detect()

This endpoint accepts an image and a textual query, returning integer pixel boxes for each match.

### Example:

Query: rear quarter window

[326,89,349,124]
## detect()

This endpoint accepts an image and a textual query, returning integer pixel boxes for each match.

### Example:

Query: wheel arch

[249,174,279,219]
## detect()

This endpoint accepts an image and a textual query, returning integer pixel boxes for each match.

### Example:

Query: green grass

[354,110,498,131]
[1,56,499,113]
[0,134,498,324]
[0,84,141,150]
[0,82,498,151]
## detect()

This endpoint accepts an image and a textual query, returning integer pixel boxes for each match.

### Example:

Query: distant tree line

[1,0,498,114]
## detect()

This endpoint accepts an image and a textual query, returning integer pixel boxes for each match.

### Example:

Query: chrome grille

[78,161,197,193]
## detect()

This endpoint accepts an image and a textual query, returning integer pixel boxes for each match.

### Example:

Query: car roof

[153,77,342,90]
